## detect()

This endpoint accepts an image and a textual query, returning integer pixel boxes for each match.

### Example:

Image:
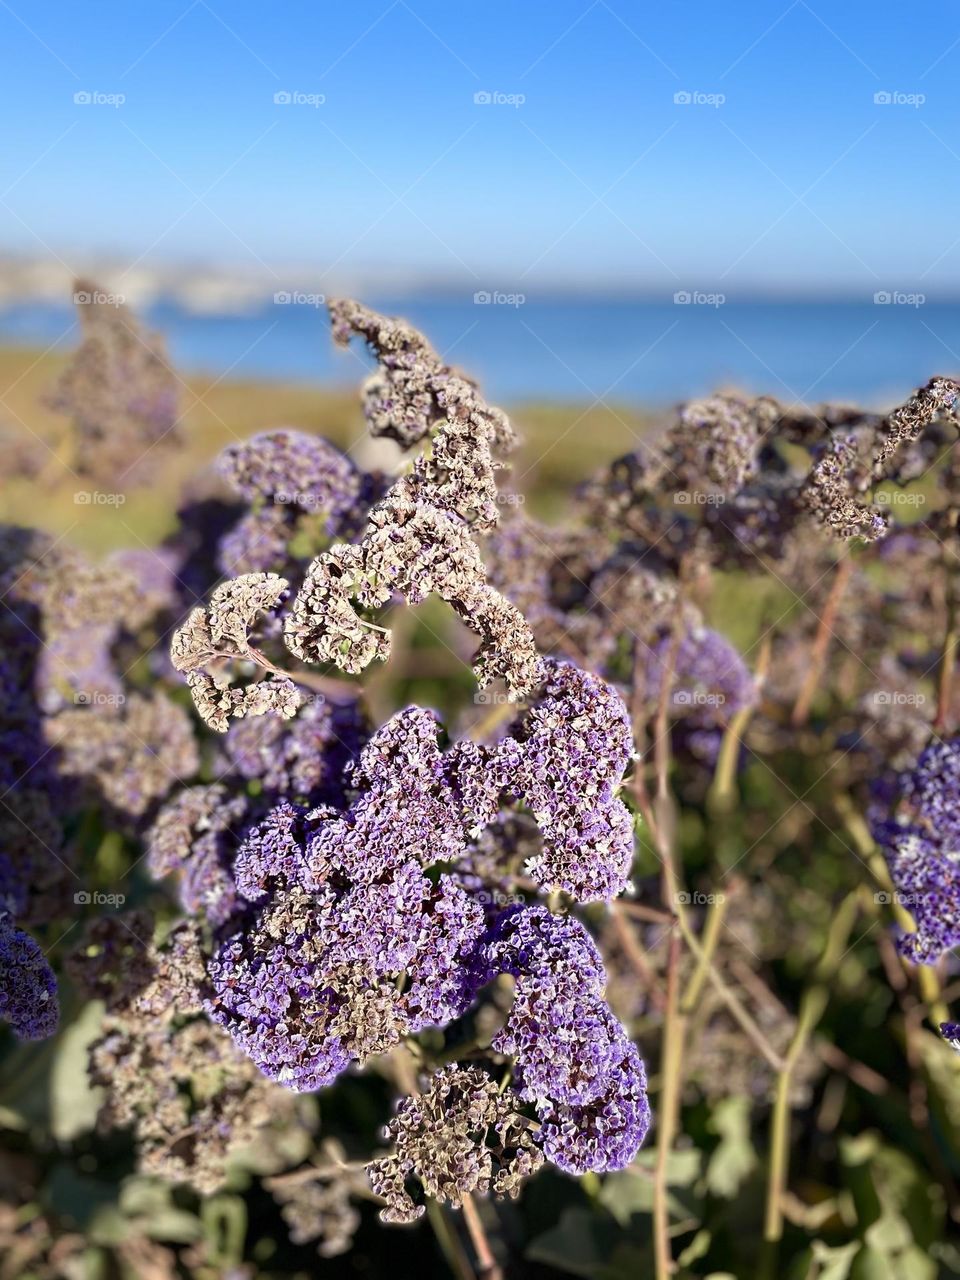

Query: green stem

[653,930,684,1280]
[426,1200,475,1280]
[762,892,860,1260]
[708,635,770,816]
[676,910,783,1071]
[679,894,728,1015]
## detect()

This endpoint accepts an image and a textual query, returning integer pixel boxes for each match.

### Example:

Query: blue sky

[2,0,959,293]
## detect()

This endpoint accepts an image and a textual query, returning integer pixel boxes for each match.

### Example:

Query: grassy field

[0,345,655,552]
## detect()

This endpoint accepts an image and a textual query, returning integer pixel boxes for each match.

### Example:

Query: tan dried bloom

[872,376,960,477]
[367,1066,543,1224]
[172,572,302,731]
[283,301,542,698]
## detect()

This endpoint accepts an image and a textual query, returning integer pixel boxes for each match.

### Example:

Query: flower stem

[791,551,851,726]
[935,523,960,733]
[708,635,770,814]
[427,1200,476,1280]
[762,891,859,1262]
[653,928,683,1280]
[675,910,783,1071]
[678,893,728,1014]
[460,1195,502,1280]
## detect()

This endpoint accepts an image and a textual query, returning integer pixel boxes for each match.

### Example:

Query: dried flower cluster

[46,281,179,484]
[283,302,541,698]
[172,572,303,730]
[368,1066,543,1222]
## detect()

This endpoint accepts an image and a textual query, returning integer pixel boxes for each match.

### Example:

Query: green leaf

[677,1229,711,1267]
[50,1000,104,1141]
[599,1149,702,1225]
[840,1130,945,1274]
[808,1240,861,1280]
[705,1096,756,1199]
[526,1207,622,1278]
[850,1243,935,1280]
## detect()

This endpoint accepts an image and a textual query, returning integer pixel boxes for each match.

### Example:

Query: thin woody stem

[242,645,361,701]
[679,893,728,1015]
[935,522,960,734]
[709,634,771,813]
[791,551,852,726]
[460,1196,503,1280]
[675,910,784,1072]
[653,929,683,1280]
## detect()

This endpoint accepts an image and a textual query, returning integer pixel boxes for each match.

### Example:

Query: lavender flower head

[216,430,369,575]
[0,914,59,1040]
[501,660,635,900]
[45,281,179,486]
[873,737,960,962]
[474,906,650,1173]
[223,696,368,805]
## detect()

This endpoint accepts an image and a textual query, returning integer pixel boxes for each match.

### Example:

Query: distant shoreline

[2,295,956,409]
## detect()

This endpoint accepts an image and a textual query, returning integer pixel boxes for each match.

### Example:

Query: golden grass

[0,345,657,551]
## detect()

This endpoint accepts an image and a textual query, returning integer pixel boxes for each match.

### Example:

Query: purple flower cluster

[639,622,758,766]
[155,658,649,1180]
[449,660,635,900]
[644,624,757,721]
[0,914,59,1040]
[873,738,960,962]
[204,710,490,1086]
[223,696,368,805]
[206,862,485,1088]
[148,695,370,924]
[900,739,960,848]
[474,906,650,1173]
[45,282,180,486]
[148,784,250,927]
[216,430,371,576]
[312,707,468,882]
